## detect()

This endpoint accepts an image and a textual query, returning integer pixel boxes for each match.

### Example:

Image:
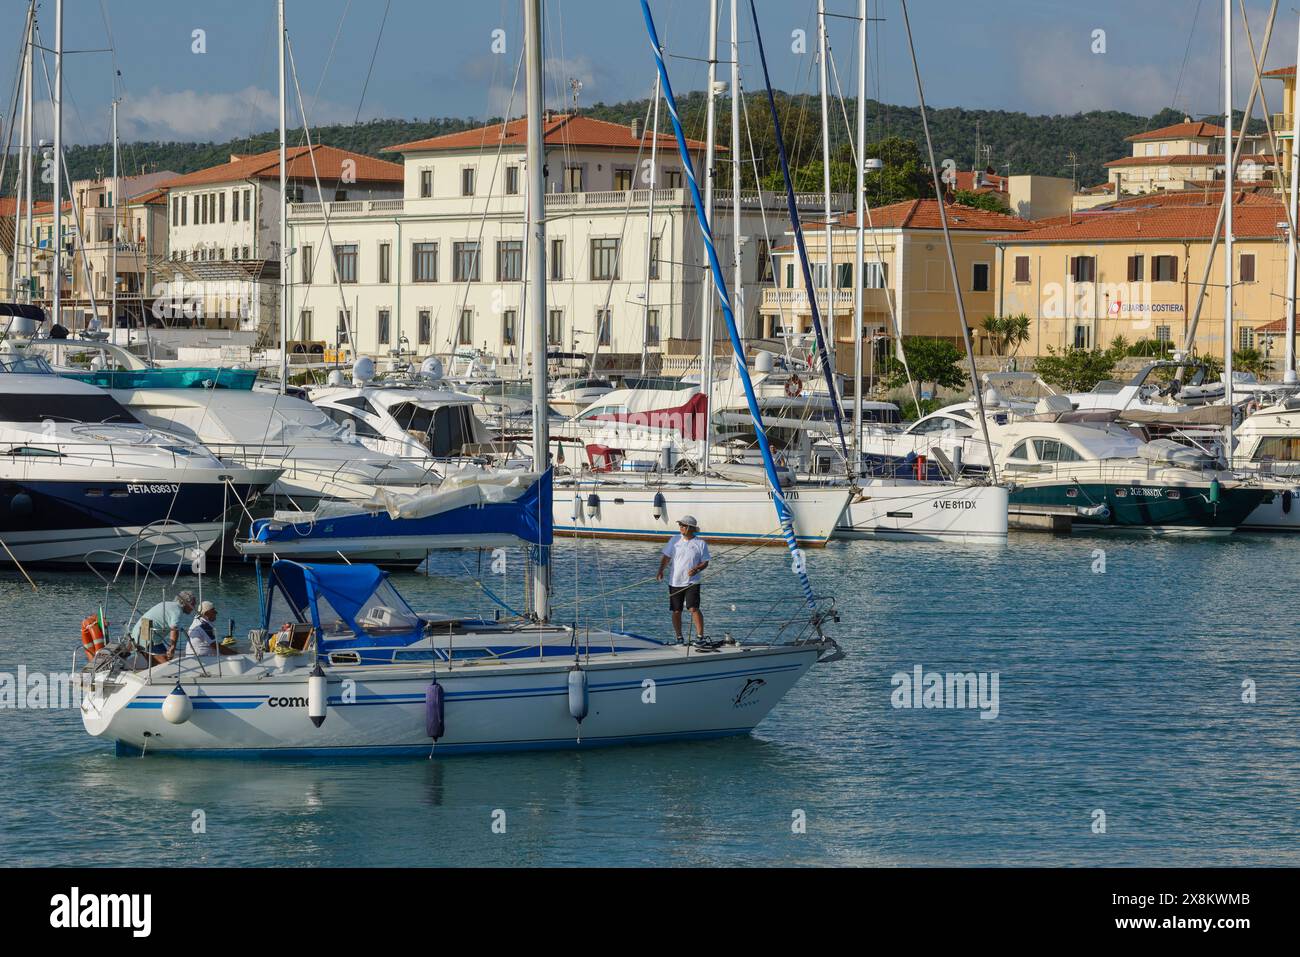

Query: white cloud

[117,86,353,142]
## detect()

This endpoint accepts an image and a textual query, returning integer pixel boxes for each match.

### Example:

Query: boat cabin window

[0,354,54,374]
[389,402,479,456]
[1252,436,1300,462]
[1007,441,1031,461]
[908,415,962,435]
[1032,438,1083,462]
[338,395,379,414]
[0,393,139,424]
[322,407,382,438]
[580,405,627,421]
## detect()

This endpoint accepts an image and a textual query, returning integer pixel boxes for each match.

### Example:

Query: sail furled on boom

[746,0,849,463]
[639,0,815,607]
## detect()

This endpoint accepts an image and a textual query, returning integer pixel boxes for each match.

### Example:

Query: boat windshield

[0,354,54,375]
[389,401,480,455]
[0,391,139,424]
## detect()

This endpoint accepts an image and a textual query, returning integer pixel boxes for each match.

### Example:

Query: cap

[198,600,216,615]
[176,590,197,608]
[677,515,699,528]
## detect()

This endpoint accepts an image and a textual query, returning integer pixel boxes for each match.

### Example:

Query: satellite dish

[352,355,375,386]
[89,354,107,371]
[420,356,444,382]
[326,369,345,387]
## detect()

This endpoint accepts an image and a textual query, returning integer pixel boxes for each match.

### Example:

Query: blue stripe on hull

[114,726,755,759]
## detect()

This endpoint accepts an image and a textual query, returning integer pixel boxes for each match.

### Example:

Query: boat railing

[728,594,838,647]
[2,436,210,471]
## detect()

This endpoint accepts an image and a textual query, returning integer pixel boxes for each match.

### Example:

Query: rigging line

[351,0,392,125]
[898,0,996,483]
[744,0,849,464]
[309,0,353,115]
[1169,0,1205,122]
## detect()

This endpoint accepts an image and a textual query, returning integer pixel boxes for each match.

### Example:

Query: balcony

[1274,113,1294,136]
[760,287,893,313]
[287,198,406,220]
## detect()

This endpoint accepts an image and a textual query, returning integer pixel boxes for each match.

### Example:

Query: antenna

[568,77,583,110]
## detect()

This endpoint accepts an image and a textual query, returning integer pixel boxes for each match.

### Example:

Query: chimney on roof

[1184,116,1192,124]
[631,117,643,140]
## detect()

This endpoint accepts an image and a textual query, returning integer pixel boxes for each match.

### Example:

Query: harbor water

[1,533,1297,866]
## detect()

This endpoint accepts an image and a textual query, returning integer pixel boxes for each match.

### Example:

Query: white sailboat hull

[81,643,822,756]
[555,480,849,546]
[0,521,227,566]
[835,480,1009,543]
[1240,486,1300,531]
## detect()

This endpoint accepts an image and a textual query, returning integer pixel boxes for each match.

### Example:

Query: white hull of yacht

[834,480,1009,543]
[555,480,849,546]
[0,521,227,566]
[82,642,822,756]
[1239,487,1300,532]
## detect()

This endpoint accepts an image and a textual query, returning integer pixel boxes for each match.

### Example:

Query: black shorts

[668,583,701,611]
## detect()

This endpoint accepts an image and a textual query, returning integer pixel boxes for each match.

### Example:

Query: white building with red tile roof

[1105,117,1275,196]
[283,113,845,366]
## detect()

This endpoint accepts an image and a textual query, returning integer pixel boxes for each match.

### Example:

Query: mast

[729,0,742,344]
[640,73,661,377]
[1287,12,1300,384]
[110,98,119,341]
[853,0,866,471]
[525,0,550,622]
[10,4,31,302]
[1223,0,1236,454]
[699,0,719,472]
[278,0,289,394]
[22,4,34,302]
[52,0,63,328]
[818,0,835,378]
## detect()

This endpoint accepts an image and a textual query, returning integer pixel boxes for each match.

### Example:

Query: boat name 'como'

[125,484,180,494]
[931,499,976,509]
[267,696,307,708]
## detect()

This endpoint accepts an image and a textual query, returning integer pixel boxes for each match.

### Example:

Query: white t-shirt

[662,534,710,587]
[185,617,218,656]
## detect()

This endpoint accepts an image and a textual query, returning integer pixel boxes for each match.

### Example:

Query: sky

[0,0,1294,148]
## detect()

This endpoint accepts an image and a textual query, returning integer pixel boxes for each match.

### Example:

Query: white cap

[677,515,699,528]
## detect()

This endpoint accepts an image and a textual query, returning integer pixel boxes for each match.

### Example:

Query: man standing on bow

[657,515,710,642]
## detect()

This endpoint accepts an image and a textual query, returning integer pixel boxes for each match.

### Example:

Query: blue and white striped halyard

[639,0,815,608]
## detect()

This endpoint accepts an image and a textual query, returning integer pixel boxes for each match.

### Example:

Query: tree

[981,314,1031,357]
[1233,347,1270,378]
[884,336,967,399]
[1033,346,1118,392]
[952,189,1010,214]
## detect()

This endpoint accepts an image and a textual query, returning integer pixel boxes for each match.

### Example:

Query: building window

[420,169,432,198]
[505,166,519,195]
[192,194,200,224]
[219,192,226,223]
[497,240,523,282]
[454,242,481,282]
[457,309,473,345]
[1070,256,1096,283]
[1073,324,1090,349]
[231,247,239,260]
[566,165,585,192]
[242,190,251,221]
[550,239,564,280]
[334,189,348,202]
[590,238,620,281]
[614,167,634,190]
[596,309,611,347]
[647,308,661,346]
[863,261,888,289]
[837,263,854,288]
[502,309,517,346]
[548,308,564,346]
[378,308,391,345]
[180,195,187,226]
[664,168,683,188]
[378,242,391,284]
[287,185,304,203]
[301,244,314,284]
[1155,324,1171,343]
[337,310,351,344]
[243,245,250,260]
[972,262,990,292]
[418,309,431,345]
[1013,255,1029,283]
[1152,254,1178,282]
[333,243,358,284]
[299,309,312,341]
[1127,255,1144,282]
[1240,253,1256,282]
[785,263,795,288]
[232,191,240,223]
[756,239,774,283]
[650,236,662,280]
[461,167,475,196]
[172,197,179,227]
[412,242,438,282]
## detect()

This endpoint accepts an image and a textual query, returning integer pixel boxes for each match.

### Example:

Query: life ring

[80,614,106,660]
[784,374,803,398]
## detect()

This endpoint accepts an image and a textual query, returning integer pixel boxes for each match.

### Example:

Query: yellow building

[1105,119,1274,196]
[760,199,1036,371]
[1265,64,1296,181]
[990,192,1292,361]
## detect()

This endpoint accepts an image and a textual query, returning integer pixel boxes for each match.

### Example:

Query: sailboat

[78,0,840,757]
